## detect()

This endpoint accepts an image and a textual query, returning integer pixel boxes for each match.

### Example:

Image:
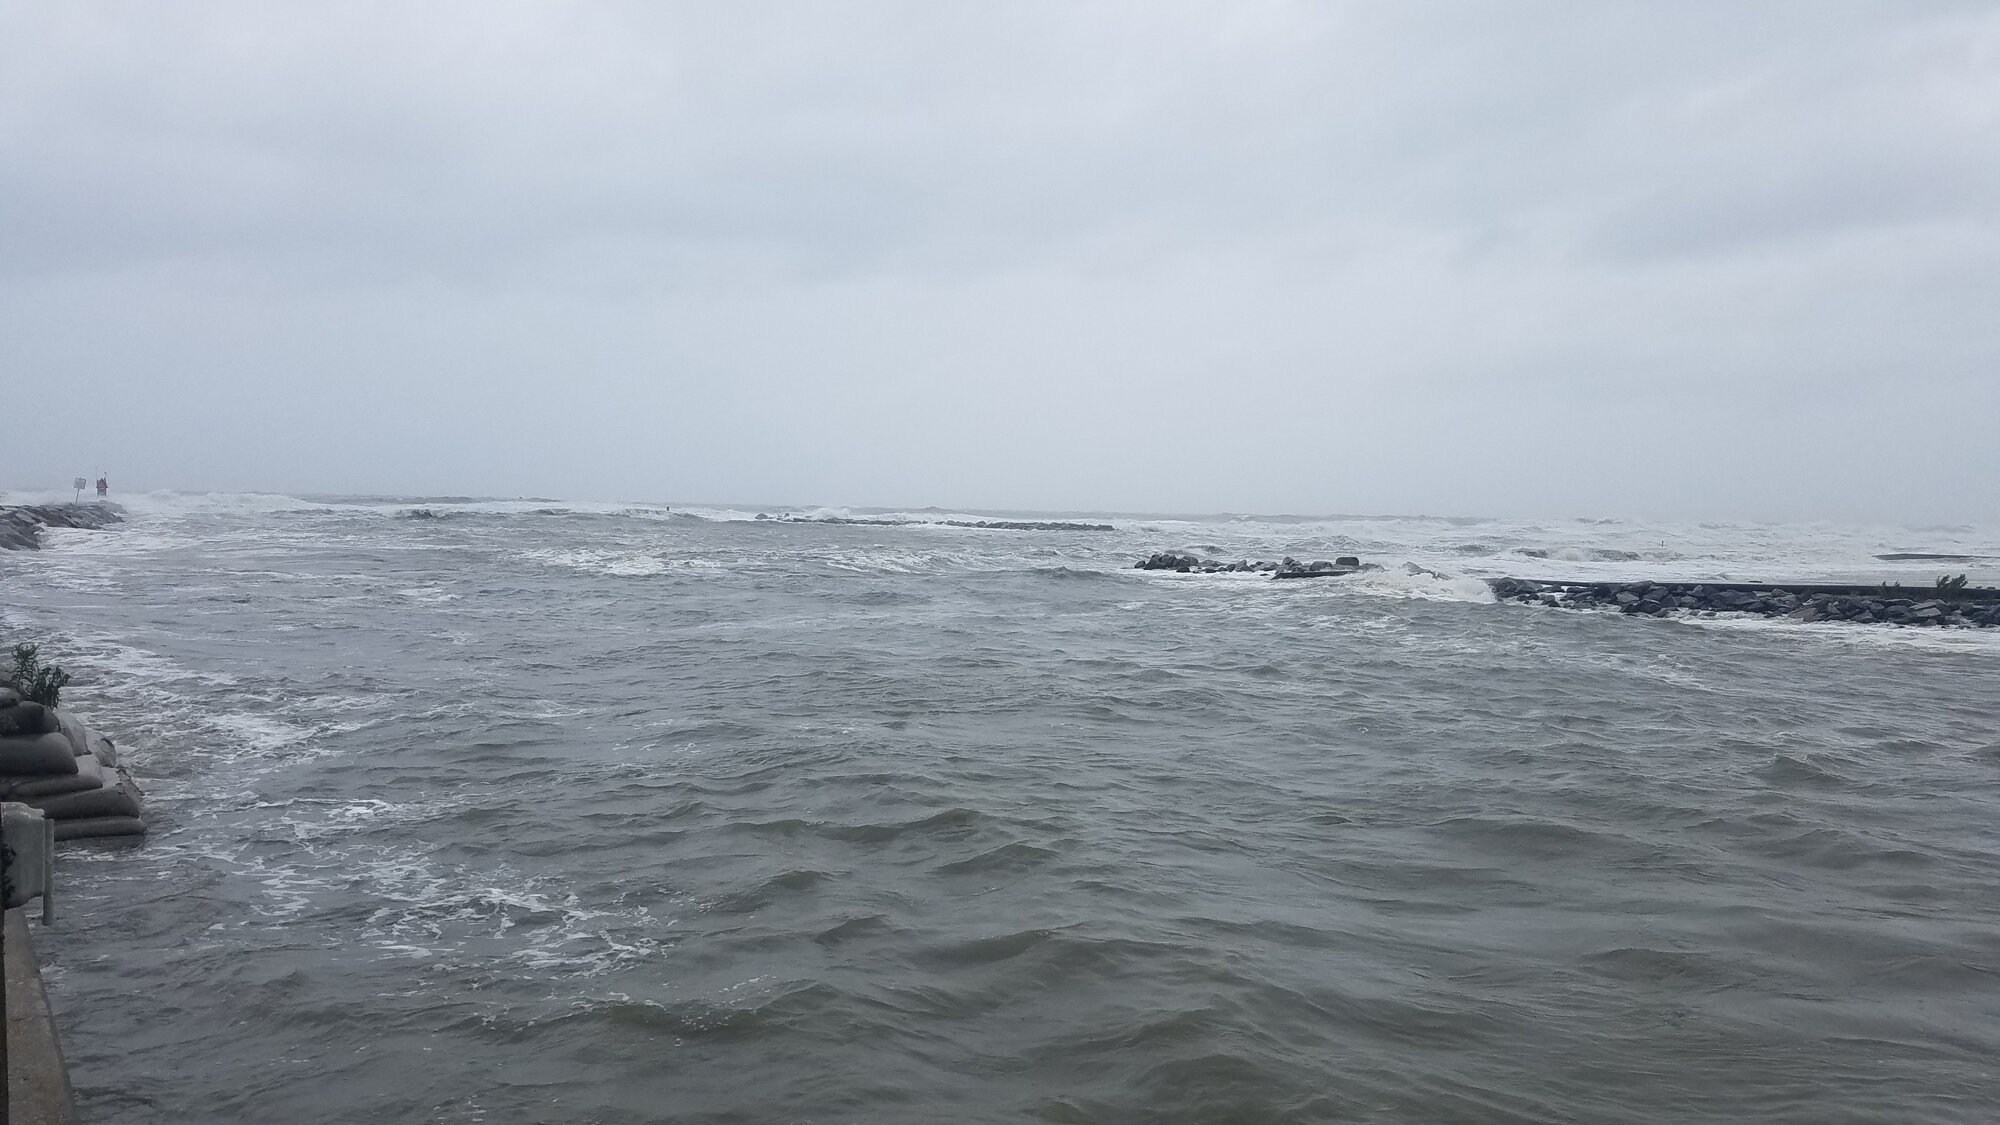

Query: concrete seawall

[6,907,77,1124]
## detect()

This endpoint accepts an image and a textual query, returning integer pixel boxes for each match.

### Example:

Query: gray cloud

[3,0,1997,523]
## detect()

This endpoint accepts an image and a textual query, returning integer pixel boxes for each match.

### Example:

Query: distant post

[72,477,85,504]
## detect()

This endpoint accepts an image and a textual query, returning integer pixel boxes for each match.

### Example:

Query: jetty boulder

[0,503,125,550]
[1134,550,1380,577]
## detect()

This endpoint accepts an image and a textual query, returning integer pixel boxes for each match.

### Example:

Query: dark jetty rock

[1134,552,1378,577]
[1273,555,1375,579]
[0,503,125,551]
[1488,577,2000,629]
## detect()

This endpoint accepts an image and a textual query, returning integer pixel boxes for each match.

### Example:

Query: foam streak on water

[4,494,1999,1123]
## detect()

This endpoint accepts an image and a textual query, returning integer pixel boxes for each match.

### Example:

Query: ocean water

[3,492,1999,1124]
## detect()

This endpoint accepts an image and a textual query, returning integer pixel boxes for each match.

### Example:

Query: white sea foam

[518,546,673,578]
[146,779,669,975]
[1344,568,1497,604]
[55,632,243,688]
[396,585,461,603]
[26,524,205,558]
[819,548,960,575]
[1676,608,2000,652]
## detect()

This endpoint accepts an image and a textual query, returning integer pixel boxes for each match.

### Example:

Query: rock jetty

[1135,552,1375,578]
[0,503,125,551]
[0,686,146,839]
[1489,577,2000,628]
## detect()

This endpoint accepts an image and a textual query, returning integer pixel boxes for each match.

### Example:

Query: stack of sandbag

[0,686,146,840]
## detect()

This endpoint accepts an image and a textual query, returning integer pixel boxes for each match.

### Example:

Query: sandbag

[0,732,80,776]
[55,816,147,840]
[27,777,142,820]
[0,754,102,798]
[87,730,119,768]
[0,686,18,707]
[0,701,57,738]
[54,709,93,756]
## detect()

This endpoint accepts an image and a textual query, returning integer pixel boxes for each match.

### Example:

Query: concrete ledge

[6,907,77,1124]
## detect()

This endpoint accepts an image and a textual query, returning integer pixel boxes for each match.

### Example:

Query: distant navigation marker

[73,477,86,503]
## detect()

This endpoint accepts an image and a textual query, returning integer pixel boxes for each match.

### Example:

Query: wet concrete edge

[6,907,78,1124]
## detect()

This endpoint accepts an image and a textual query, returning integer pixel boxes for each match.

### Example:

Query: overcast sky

[3,1,1996,523]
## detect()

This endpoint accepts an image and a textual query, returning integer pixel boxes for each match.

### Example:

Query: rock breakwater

[1135,552,1374,577]
[1489,577,2000,628]
[0,503,125,551]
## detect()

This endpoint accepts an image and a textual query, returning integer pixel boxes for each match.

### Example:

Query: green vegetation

[8,643,71,707]
[1936,574,1969,601]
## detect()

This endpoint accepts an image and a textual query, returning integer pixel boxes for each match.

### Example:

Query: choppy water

[4,493,1999,1124]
